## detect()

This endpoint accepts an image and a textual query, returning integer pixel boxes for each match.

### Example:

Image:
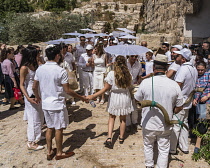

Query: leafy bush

[124,5,128,11]
[103,4,109,10]
[43,0,70,12]
[192,126,210,164]
[0,0,33,19]
[0,12,90,44]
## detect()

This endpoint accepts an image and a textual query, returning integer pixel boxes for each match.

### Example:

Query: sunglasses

[131,56,138,58]
[80,40,85,41]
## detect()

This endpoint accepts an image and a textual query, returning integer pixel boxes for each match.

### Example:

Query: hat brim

[154,60,169,65]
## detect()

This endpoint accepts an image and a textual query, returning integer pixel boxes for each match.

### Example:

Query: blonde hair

[114,56,132,89]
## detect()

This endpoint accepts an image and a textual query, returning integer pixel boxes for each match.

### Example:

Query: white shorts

[43,107,69,130]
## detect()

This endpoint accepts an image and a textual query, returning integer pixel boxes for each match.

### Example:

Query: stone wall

[142,0,209,45]
[72,1,143,32]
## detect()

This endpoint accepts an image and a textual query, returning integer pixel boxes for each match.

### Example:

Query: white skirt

[106,90,134,116]
[93,72,104,90]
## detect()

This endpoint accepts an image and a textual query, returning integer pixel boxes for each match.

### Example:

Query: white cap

[86,44,93,50]
[148,49,153,53]
[174,48,192,60]
[109,33,113,36]
[172,45,183,50]
[46,44,55,49]
[127,40,132,44]
[113,40,118,44]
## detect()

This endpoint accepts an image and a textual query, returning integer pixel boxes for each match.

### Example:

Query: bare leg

[107,114,116,140]
[10,97,16,108]
[100,93,105,104]
[46,128,54,155]
[19,98,24,105]
[55,128,63,156]
[119,115,126,139]
[195,137,202,149]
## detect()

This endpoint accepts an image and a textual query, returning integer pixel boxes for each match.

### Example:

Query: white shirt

[190,55,208,66]
[34,62,68,110]
[134,75,183,131]
[64,52,75,71]
[75,44,87,62]
[168,62,181,80]
[165,51,171,62]
[174,62,198,109]
[78,53,94,72]
[145,60,154,75]
[127,60,142,84]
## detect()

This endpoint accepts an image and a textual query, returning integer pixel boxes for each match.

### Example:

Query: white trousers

[170,109,189,152]
[126,110,138,126]
[83,71,93,96]
[77,66,84,91]
[126,99,138,126]
[143,128,171,168]
[25,98,44,142]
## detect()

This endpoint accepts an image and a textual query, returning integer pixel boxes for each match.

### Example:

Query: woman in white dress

[93,44,107,104]
[20,47,44,150]
[87,56,134,147]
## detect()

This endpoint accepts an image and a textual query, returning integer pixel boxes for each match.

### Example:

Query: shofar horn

[184,87,204,105]
[139,100,188,130]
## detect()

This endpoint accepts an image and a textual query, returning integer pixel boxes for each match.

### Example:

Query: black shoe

[104,138,112,148]
[169,151,178,155]
[119,136,124,144]
[181,150,189,154]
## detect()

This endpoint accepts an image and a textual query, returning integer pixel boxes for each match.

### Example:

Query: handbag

[13,88,22,100]
[66,70,78,90]
[196,120,209,134]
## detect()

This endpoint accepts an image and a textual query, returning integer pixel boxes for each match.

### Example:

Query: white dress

[93,54,106,90]
[105,71,134,116]
[24,69,44,142]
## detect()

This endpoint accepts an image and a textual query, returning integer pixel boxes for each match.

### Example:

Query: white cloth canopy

[80,28,94,32]
[104,44,149,56]
[63,32,81,36]
[119,34,138,39]
[117,28,135,34]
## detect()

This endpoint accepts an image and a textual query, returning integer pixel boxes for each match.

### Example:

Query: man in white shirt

[75,36,87,93]
[166,45,183,79]
[161,42,171,62]
[126,55,142,131]
[170,48,198,154]
[33,46,87,160]
[142,52,154,79]
[135,54,183,168]
[79,44,95,96]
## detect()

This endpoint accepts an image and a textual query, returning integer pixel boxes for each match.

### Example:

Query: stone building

[140,0,210,47]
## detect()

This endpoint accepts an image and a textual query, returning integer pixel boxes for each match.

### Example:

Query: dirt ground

[0,94,209,168]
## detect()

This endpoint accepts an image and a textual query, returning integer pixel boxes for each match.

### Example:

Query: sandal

[119,136,124,144]
[104,138,112,147]
[100,99,105,105]
[96,98,100,104]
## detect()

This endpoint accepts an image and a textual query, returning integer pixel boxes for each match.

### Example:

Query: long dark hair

[20,46,38,70]
[114,56,132,89]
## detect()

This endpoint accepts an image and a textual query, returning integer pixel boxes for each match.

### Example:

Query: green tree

[3,0,33,13]
[103,22,111,33]
[0,12,90,44]
[44,0,70,12]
